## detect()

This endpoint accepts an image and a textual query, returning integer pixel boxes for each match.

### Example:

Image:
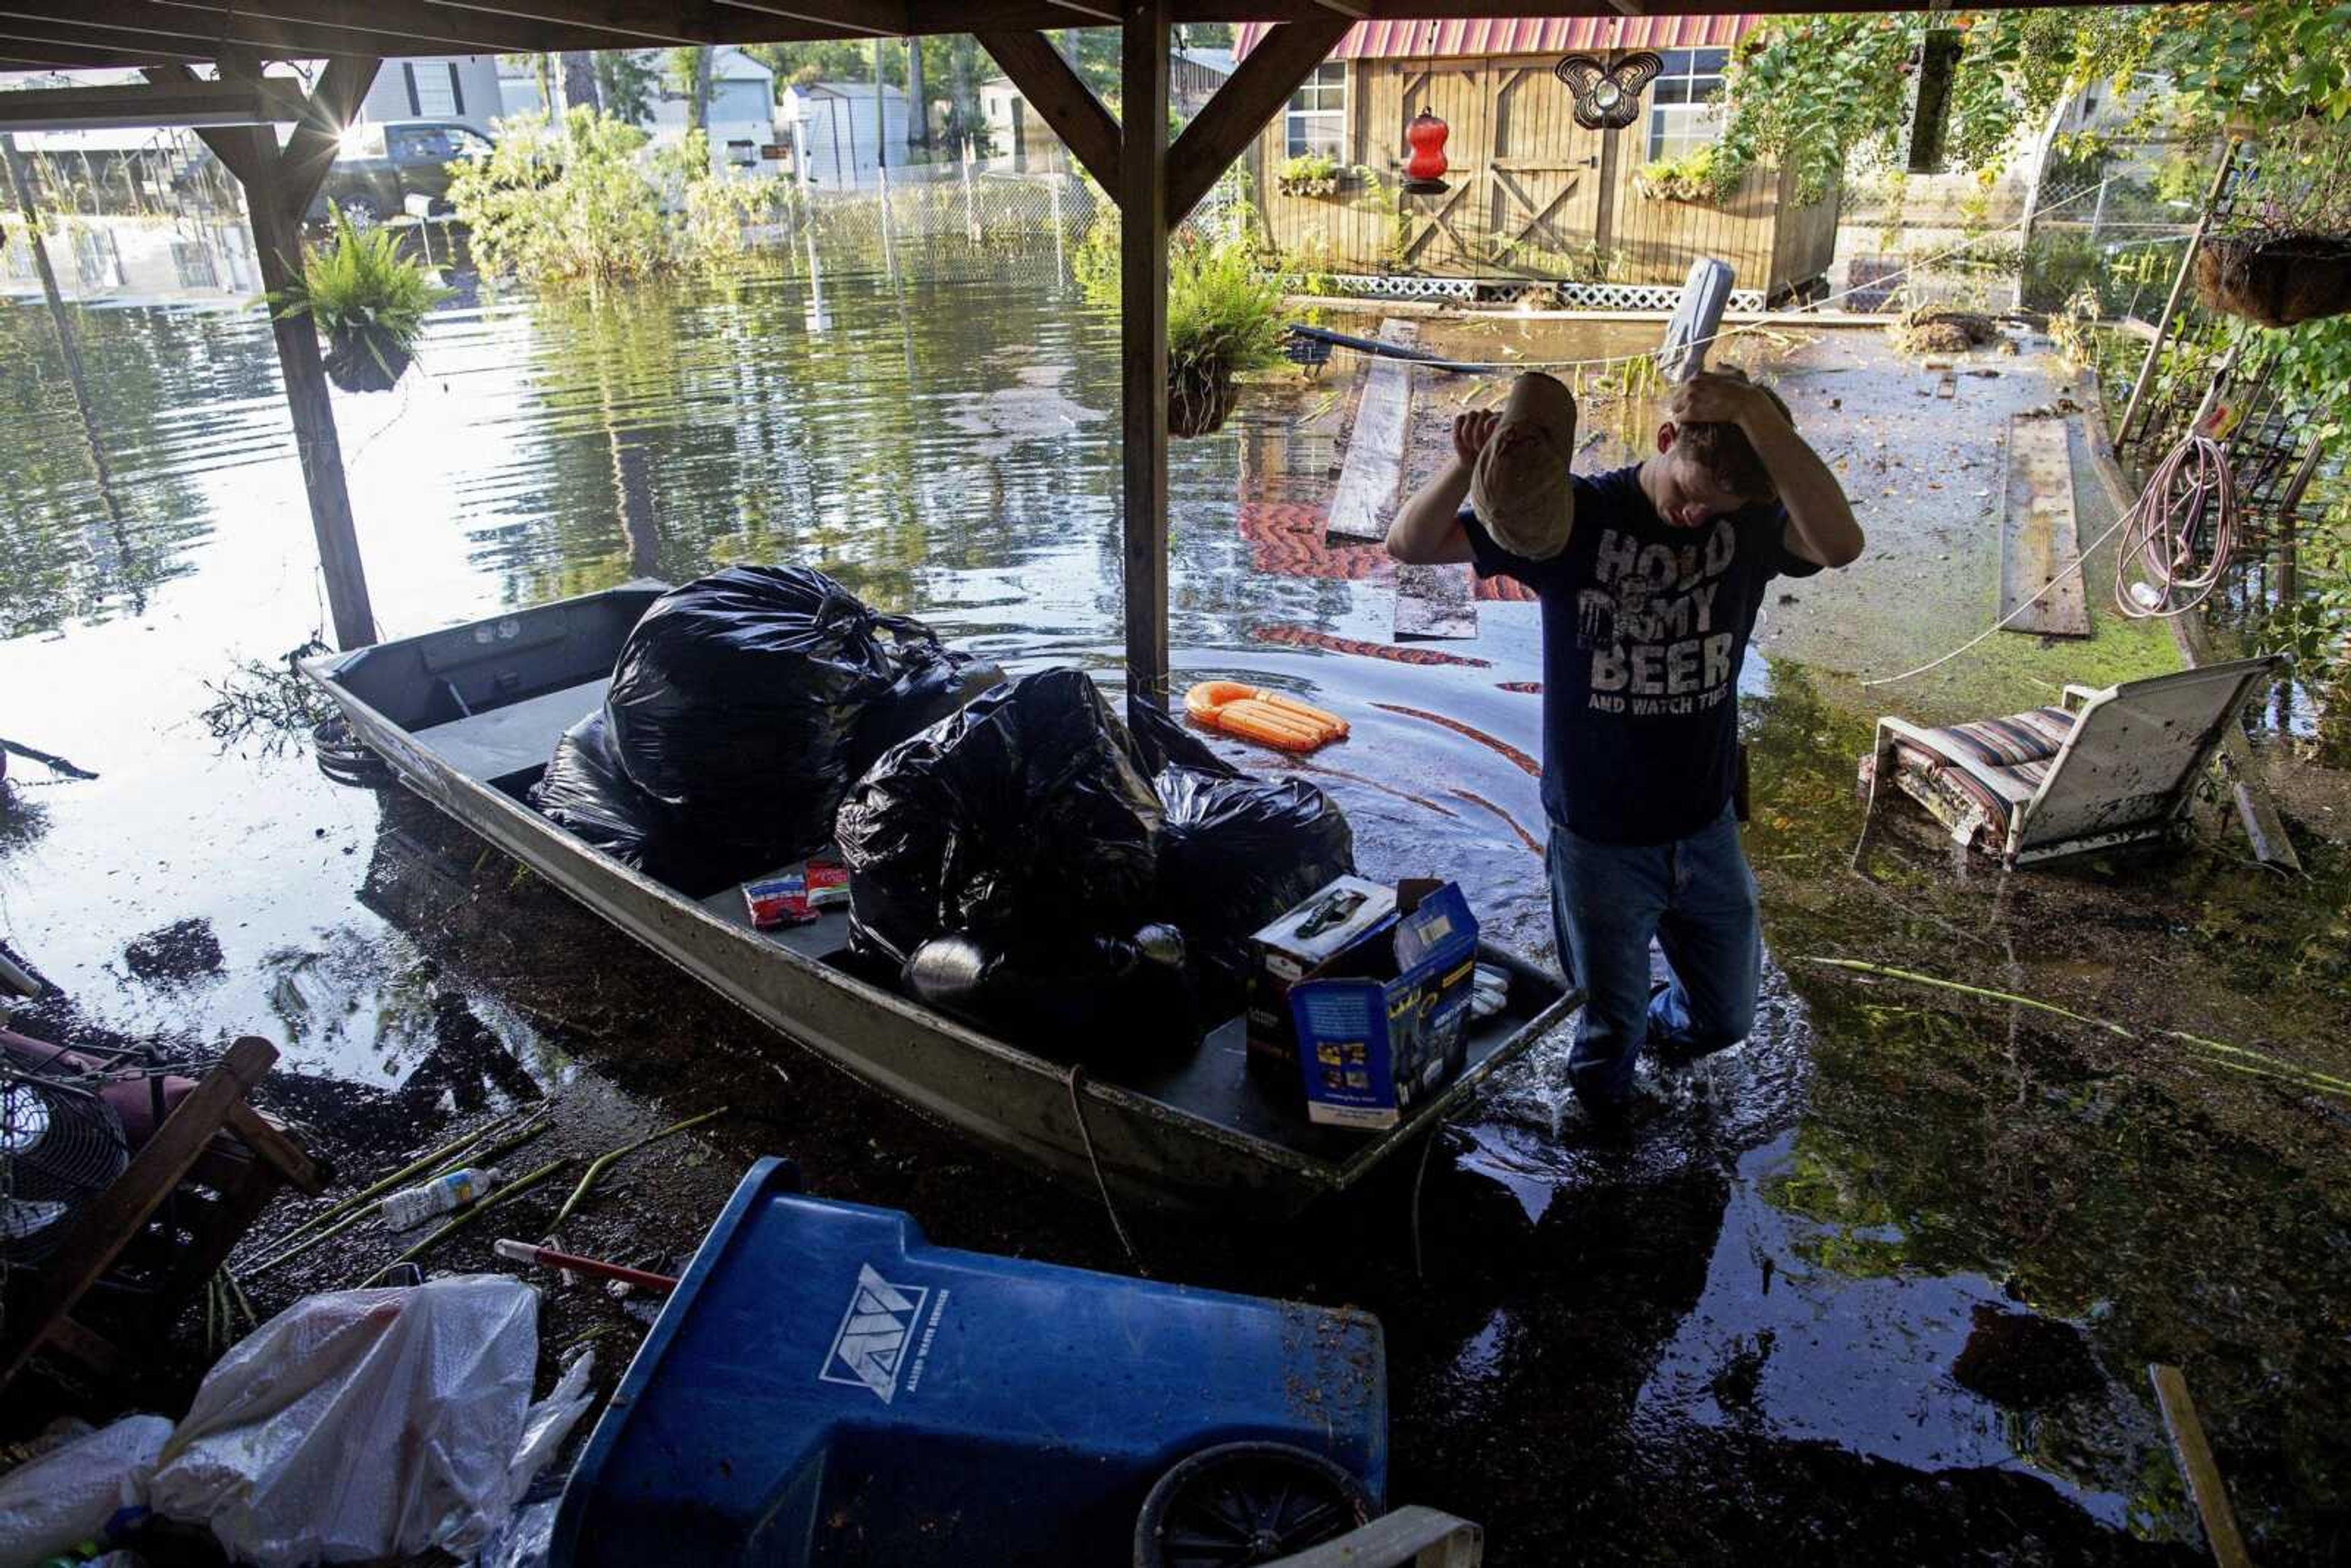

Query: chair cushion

[1858,707,2077,852]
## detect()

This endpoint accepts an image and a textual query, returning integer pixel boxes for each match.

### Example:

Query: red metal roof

[1233,15,1756,61]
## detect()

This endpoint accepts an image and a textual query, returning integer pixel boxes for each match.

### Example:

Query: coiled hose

[2114,432,2237,620]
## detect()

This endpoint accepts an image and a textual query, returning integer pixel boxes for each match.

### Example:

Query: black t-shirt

[1461,463,1820,846]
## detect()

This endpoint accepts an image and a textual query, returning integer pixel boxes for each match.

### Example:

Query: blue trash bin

[550,1158,1387,1567]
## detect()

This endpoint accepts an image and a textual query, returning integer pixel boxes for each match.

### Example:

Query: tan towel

[1470,372,1578,561]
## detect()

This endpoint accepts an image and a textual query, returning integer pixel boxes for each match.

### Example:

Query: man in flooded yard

[1387,367,1863,1122]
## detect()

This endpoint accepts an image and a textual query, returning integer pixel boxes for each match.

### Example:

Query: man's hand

[1452,408,1501,468]
[1667,372,1782,433]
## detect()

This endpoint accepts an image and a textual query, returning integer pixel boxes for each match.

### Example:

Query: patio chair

[1851,656,2284,872]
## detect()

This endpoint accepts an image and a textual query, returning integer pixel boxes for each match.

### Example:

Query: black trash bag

[528,711,743,893]
[834,669,1164,964]
[849,642,1007,781]
[902,925,1195,1057]
[1157,765,1356,1013]
[1128,696,1239,779]
[603,566,912,866]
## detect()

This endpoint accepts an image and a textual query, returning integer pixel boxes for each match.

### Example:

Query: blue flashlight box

[1288,880,1480,1129]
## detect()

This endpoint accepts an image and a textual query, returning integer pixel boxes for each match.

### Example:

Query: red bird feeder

[1403,108,1450,195]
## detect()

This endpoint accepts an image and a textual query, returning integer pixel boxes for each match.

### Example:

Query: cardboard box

[1244,877,1400,1073]
[1288,881,1480,1130]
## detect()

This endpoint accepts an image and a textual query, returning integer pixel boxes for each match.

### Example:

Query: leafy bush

[268,204,449,363]
[447,109,667,291]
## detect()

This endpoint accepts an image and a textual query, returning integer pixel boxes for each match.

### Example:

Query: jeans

[1545,802,1761,1107]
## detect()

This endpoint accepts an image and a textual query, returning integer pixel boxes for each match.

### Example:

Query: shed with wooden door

[1239,17,1840,303]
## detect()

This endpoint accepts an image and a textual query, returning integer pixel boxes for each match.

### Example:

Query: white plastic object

[378,1166,498,1229]
[0,1414,171,1564]
[148,1275,585,1566]
[1659,258,1736,384]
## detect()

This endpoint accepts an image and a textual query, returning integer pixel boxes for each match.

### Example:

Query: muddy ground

[7,315,2351,1566]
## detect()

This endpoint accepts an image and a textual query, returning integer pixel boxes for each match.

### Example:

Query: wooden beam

[277,55,379,222]
[128,0,673,56]
[714,0,901,35]
[1166,15,1348,222]
[0,73,309,129]
[0,36,202,64]
[1120,0,1171,716]
[976,30,1121,193]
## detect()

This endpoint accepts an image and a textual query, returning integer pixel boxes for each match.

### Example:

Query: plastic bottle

[377,1167,498,1229]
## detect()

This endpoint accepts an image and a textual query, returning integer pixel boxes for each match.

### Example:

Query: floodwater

[4,242,2349,1564]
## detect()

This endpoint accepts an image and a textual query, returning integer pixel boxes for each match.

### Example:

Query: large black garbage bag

[1157,765,1355,1013]
[834,669,1164,964]
[850,642,1007,780]
[603,566,911,866]
[529,711,743,893]
[1128,696,1239,779]
[902,925,1194,1057]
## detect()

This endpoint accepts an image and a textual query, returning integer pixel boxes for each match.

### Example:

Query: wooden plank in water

[1325,318,1419,543]
[1395,561,1478,641]
[2000,415,2091,638]
[2149,1364,2254,1568]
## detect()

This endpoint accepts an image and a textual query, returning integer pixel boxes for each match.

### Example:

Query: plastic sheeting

[0,1414,170,1565]
[148,1277,592,1567]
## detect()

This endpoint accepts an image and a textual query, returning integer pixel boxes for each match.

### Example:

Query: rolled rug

[1469,371,1579,561]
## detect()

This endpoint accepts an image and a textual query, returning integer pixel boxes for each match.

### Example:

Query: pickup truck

[308,120,494,226]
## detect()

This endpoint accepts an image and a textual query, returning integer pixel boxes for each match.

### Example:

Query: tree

[594,50,660,125]
[560,51,600,114]
[503,53,555,115]
[1708,3,2351,205]
[666,45,716,132]
[906,37,929,157]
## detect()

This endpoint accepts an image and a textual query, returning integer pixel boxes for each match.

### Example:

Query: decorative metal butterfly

[1553,52,1666,130]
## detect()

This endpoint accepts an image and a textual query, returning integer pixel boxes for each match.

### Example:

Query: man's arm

[1386,410,1496,566]
[1671,375,1864,568]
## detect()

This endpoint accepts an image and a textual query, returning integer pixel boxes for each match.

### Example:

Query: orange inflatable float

[1183,681,1349,753]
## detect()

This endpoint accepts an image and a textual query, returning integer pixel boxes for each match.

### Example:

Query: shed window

[1646,48,1728,162]
[1284,62,1345,160]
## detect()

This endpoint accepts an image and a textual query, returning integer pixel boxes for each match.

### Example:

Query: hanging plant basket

[2193,234,2351,329]
[323,321,413,393]
[1168,363,1238,439]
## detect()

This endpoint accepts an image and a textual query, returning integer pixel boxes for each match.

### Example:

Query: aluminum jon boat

[302,585,1577,1217]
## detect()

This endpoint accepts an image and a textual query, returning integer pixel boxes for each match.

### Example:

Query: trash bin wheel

[1133,1441,1374,1568]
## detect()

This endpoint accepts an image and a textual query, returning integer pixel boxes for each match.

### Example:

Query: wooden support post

[152,58,382,650]
[1120,0,1171,718]
[241,129,376,650]
[2117,141,2235,451]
